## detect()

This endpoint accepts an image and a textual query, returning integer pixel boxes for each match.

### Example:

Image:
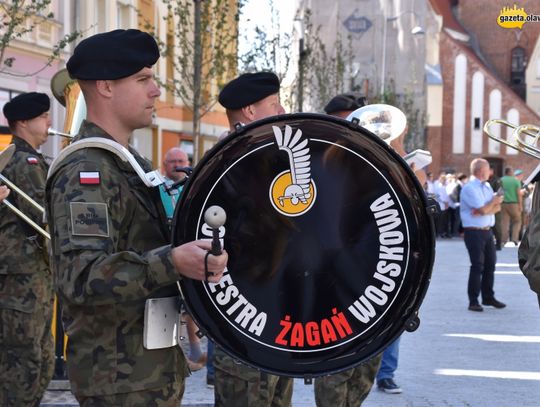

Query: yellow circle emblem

[269,170,317,217]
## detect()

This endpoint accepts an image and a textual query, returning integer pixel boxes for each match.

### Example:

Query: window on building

[117,1,131,28]
[511,47,526,85]
[474,117,481,130]
[95,0,107,33]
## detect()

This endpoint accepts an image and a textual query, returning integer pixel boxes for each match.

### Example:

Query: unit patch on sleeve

[70,202,109,237]
[27,156,38,165]
[79,171,101,185]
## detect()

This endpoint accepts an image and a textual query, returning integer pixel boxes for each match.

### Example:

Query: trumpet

[0,145,49,239]
[483,119,540,160]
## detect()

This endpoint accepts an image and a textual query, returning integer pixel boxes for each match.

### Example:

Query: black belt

[463,227,491,231]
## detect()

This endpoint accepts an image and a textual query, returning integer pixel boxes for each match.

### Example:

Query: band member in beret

[212,71,293,407]
[0,91,54,406]
[46,29,228,405]
[323,92,367,118]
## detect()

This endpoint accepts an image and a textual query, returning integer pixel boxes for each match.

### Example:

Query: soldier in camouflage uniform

[213,72,294,407]
[312,93,384,406]
[0,92,55,406]
[45,29,228,406]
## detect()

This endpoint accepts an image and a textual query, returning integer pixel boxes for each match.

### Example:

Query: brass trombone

[0,68,82,240]
[483,119,540,159]
[0,145,50,239]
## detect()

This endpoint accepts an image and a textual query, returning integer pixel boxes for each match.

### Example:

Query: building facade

[0,0,235,170]
[427,0,540,177]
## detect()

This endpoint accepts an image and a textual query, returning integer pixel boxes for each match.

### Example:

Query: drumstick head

[0,144,15,172]
[204,205,226,228]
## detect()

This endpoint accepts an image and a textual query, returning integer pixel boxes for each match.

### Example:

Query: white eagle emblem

[272,125,312,206]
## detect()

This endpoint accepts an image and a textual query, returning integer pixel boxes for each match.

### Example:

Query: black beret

[324,92,367,114]
[219,72,280,110]
[67,29,159,80]
[3,92,50,122]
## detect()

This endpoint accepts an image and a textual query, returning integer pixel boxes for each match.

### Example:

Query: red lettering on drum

[274,308,352,348]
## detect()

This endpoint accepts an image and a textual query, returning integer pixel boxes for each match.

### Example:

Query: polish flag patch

[26,156,38,165]
[79,171,100,185]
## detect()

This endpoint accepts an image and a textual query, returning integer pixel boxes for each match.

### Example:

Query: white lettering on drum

[203,222,267,336]
[348,193,405,324]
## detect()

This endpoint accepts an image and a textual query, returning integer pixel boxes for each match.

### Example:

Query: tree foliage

[141,0,239,115]
[0,0,81,76]
[238,0,292,81]
[140,0,240,162]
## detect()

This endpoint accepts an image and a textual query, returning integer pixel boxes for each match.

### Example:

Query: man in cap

[45,29,228,405]
[211,71,293,407]
[323,92,367,118]
[219,71,285,131]
[0,92,55,406]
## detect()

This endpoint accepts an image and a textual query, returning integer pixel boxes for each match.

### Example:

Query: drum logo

[269,125,317,216]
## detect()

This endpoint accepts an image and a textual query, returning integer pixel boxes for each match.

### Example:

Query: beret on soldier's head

[324,92,367,114]
[67,29,159,80]
[3,92,50,122]
[218,72,280,110]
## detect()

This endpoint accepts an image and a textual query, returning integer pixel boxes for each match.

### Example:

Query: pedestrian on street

[45,29,228,406]
[500,166,522,247]
[0,92,55,406]
[460,158,506,312]
[376,337,402,394]
[212,71,293,407]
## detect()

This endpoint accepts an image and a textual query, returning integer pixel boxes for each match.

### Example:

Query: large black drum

[172,113,435,377]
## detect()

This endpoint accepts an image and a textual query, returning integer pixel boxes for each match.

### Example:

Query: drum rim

[173,113,436,377]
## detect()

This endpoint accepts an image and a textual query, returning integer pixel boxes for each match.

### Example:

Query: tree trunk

[192,0,203,164]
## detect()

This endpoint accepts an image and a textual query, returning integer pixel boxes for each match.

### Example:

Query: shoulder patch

[79,171,100,185]
[70,202,109,237]
[27,156,38,165]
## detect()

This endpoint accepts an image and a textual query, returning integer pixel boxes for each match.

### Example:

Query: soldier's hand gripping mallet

[203,206,226,280]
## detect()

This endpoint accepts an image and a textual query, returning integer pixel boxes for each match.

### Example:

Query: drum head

[172,113,435,377]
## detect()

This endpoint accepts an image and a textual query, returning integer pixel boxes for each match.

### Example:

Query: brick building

[427,0,540,178]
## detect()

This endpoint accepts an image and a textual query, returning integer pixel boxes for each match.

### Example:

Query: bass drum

[172,113,435,377]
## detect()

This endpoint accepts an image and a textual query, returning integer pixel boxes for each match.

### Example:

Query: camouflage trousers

[0,305,55,407]
[214,347,293,407]
[314,353,383,407]
[77,379,185,407]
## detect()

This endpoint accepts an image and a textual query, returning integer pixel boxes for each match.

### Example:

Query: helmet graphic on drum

[269,125,316,217]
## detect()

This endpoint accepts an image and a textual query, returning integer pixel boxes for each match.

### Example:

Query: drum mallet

[204,205,226,255]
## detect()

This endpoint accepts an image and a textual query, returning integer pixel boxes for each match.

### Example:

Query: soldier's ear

[95,80,113,98]
[242,104,255,121]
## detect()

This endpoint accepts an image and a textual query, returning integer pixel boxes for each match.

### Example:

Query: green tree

[141,0,240,163]
[0,0,81,76]
[238,0,292,79]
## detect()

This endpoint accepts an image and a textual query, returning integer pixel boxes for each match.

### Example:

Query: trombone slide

[2,198,50,240]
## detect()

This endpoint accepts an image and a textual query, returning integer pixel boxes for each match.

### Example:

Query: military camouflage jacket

[45,121,188,396]
[0,136,51,313]
[518,188,540,306]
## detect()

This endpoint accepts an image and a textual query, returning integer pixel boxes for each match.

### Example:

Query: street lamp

[380,11,425,96]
